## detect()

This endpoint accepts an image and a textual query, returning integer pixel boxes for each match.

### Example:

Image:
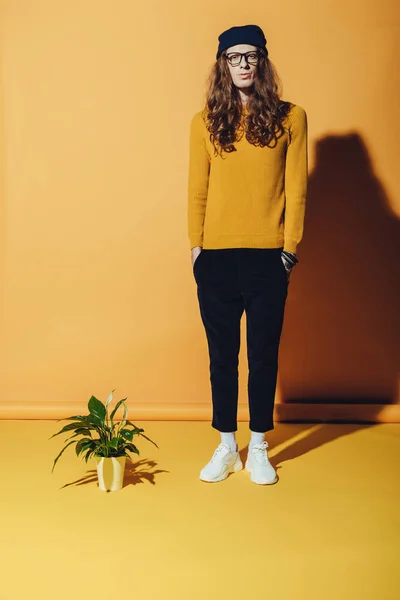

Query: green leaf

[125,443,140,455]
[84,415,109,430]
[125,420,140,429]
[75,438,95,456]
[88,396,106,425]
[67,427,93,438]
[51,440,78,473]
[109,398,128,422]
[48,421,89,439]
[124,426,144,435]
[120,421,158,448]
[65,415,110,442]
[53,415,81,424]
[139,433,159,449]
[54,415,90,425]
[84,448,94,463]
[119,428,134,441]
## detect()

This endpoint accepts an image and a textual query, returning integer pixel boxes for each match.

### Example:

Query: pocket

[192,250,203,275]
[279,254,289,282]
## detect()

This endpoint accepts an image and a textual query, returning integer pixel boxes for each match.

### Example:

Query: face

[225,44,258,90]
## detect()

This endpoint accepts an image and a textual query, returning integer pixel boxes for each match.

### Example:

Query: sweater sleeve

[187,112,211,249]
[283,105,308,254]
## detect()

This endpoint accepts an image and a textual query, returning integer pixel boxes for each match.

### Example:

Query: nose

[239,55,250,68]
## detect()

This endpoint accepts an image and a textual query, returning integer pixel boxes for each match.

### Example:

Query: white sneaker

[199,443,243,482]
[245,441,277,485]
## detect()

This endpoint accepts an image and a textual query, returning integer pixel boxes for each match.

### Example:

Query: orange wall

[1,1,399,413]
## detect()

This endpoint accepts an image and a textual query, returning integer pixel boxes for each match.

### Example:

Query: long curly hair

[203,48,291,157]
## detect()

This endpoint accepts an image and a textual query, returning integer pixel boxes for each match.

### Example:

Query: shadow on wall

[280,132,400,405]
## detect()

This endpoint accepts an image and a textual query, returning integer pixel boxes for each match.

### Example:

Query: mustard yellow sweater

[187,103,308,255]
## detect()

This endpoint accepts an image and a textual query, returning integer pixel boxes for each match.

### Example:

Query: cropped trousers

[193,247,288,433]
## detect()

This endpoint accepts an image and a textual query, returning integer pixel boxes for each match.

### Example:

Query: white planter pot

[95,456,126,492]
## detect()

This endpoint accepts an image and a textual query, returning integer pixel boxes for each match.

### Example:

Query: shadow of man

[273,132,400,463]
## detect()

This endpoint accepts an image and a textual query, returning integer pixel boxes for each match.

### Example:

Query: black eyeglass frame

[223,50,262,66]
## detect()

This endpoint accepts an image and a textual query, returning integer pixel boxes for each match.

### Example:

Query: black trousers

[193,247,288,433]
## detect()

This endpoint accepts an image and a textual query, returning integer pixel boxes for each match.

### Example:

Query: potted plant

[50,389,158,491]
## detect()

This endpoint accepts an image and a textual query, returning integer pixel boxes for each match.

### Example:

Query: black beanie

[216,24,267,60]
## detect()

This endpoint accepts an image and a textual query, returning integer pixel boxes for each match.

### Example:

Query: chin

[237,81,253,89]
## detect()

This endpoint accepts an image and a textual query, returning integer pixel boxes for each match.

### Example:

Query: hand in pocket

[191,247,202,269]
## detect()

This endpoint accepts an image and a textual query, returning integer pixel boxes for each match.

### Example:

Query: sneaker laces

[252,441,270,465]
[210,443,230,462]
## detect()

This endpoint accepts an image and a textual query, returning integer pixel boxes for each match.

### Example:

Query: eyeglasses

[224,51,260,67]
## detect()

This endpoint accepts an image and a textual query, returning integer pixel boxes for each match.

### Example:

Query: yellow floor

[0,421,399,600]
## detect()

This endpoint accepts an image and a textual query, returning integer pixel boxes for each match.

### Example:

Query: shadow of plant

[60,458,169,489]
